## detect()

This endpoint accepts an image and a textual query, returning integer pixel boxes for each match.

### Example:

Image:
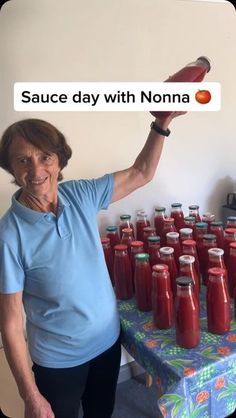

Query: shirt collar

[11,188,70,224]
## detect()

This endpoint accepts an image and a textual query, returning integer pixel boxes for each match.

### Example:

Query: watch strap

[150,121,171,137]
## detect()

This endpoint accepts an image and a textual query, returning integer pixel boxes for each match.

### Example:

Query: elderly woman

[0,113,184,418]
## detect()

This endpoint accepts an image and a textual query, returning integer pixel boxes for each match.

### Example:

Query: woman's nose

[29,159,43,176]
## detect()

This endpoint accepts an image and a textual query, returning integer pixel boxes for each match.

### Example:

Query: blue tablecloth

[117,288,236,418]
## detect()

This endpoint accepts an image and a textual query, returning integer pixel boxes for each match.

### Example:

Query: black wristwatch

[150,121,171,137]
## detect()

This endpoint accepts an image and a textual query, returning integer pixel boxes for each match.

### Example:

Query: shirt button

[45,214,53,222]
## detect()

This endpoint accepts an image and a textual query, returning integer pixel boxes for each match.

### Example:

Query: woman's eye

[19,158,29,164]
[43,154,53,162]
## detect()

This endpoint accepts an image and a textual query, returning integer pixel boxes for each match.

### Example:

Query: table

[117,288,236,418]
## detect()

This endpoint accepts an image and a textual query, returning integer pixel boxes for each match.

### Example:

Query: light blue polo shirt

[0,174,120,368]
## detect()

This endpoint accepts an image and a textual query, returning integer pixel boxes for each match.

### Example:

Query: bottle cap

[137,210,148,218]
[101,237,110,244]
[155,206,166,212]
[179,228,193,235]
[160,247,174,255]
[197,56,211,72]
[121,227,133,234]
[176,276,193,286]
[166,232,179,239]
[114,244,128,251]
[130,240,144,247]
[120,214,131,220]
[182,239,196,247]
[106,225,118,232]
[147,235,160,242]
[225,228,236,234]
[208,248,224,256]
[189,205,199,210]
[152,264,169,272]
[179,255,195,264]
[134,253,149,261]
[164,217,175,223]
[227,216,236,221]
[137,209,144,214]
[184,216,195,222]
[202,213,215,221]
[203,234,217,241]
[171,202,182,208]
[195,222,208,229]
[210,221,223,227]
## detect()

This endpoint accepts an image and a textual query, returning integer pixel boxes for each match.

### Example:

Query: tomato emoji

[195,90,211,104]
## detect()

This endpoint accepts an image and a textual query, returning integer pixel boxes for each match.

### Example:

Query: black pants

[32,337,121,418]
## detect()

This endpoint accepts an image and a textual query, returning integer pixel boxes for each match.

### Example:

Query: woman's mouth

[30,177,47,186]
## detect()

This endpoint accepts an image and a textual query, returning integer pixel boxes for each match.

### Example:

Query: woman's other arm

[0,292,55,418]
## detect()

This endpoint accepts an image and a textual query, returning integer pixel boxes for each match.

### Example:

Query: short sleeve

[62,173,114,212]
[0,241,25,294]
[93,173,114,210]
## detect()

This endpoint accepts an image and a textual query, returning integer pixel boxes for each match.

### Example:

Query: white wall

[0,0,235,351]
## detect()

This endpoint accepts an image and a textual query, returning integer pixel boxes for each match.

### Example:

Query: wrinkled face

[9,136,61,199]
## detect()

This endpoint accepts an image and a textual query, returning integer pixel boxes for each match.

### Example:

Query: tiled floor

[77,374,158,418]
[113,374,158,418]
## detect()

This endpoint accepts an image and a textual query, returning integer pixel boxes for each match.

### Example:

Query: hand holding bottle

[150,56,211,119]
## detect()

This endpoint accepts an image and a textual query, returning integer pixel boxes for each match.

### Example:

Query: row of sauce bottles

[101,204,236,349]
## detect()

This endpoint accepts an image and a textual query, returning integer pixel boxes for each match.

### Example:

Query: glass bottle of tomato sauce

[226,242,236,298]
[101,237,114,285]
[207,267,230,335]
[134,253,152,311]
[179,255,200,302]
[202,212,215,233]
[150,56,210,118]
[234,287,236,319]
[170,203,185,231]
[182,239,200,279]
[161,217,176,246]
[166,232,182,268]
[226,216,236,228]
[130,240,144,277]
[179,228,193,248]
[209,221,224,250]
[184,216,196,240]
[113,244,133,300]
[106,225,120,250]
[154,206,166,238]
[159,247,178,296]
[223,228,236,266]
[120,227,135,256]
[147,236,161,268]
[188,205,201,223]
[152,264,173,329]
[135,210,150,241]
[207,248,228,288]
[174,276,200,349]
[198,234,217,285]
[195,222,208,247]
[119,214,135,239]
[142,226,156,252]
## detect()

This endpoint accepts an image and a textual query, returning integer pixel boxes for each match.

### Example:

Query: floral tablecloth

[117,287,236,418]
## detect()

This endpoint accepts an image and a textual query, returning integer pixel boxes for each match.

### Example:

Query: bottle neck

[176,284,193,296]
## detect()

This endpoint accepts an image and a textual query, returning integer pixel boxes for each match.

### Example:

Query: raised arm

[111,112,186,203]
[0,292,55,418]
